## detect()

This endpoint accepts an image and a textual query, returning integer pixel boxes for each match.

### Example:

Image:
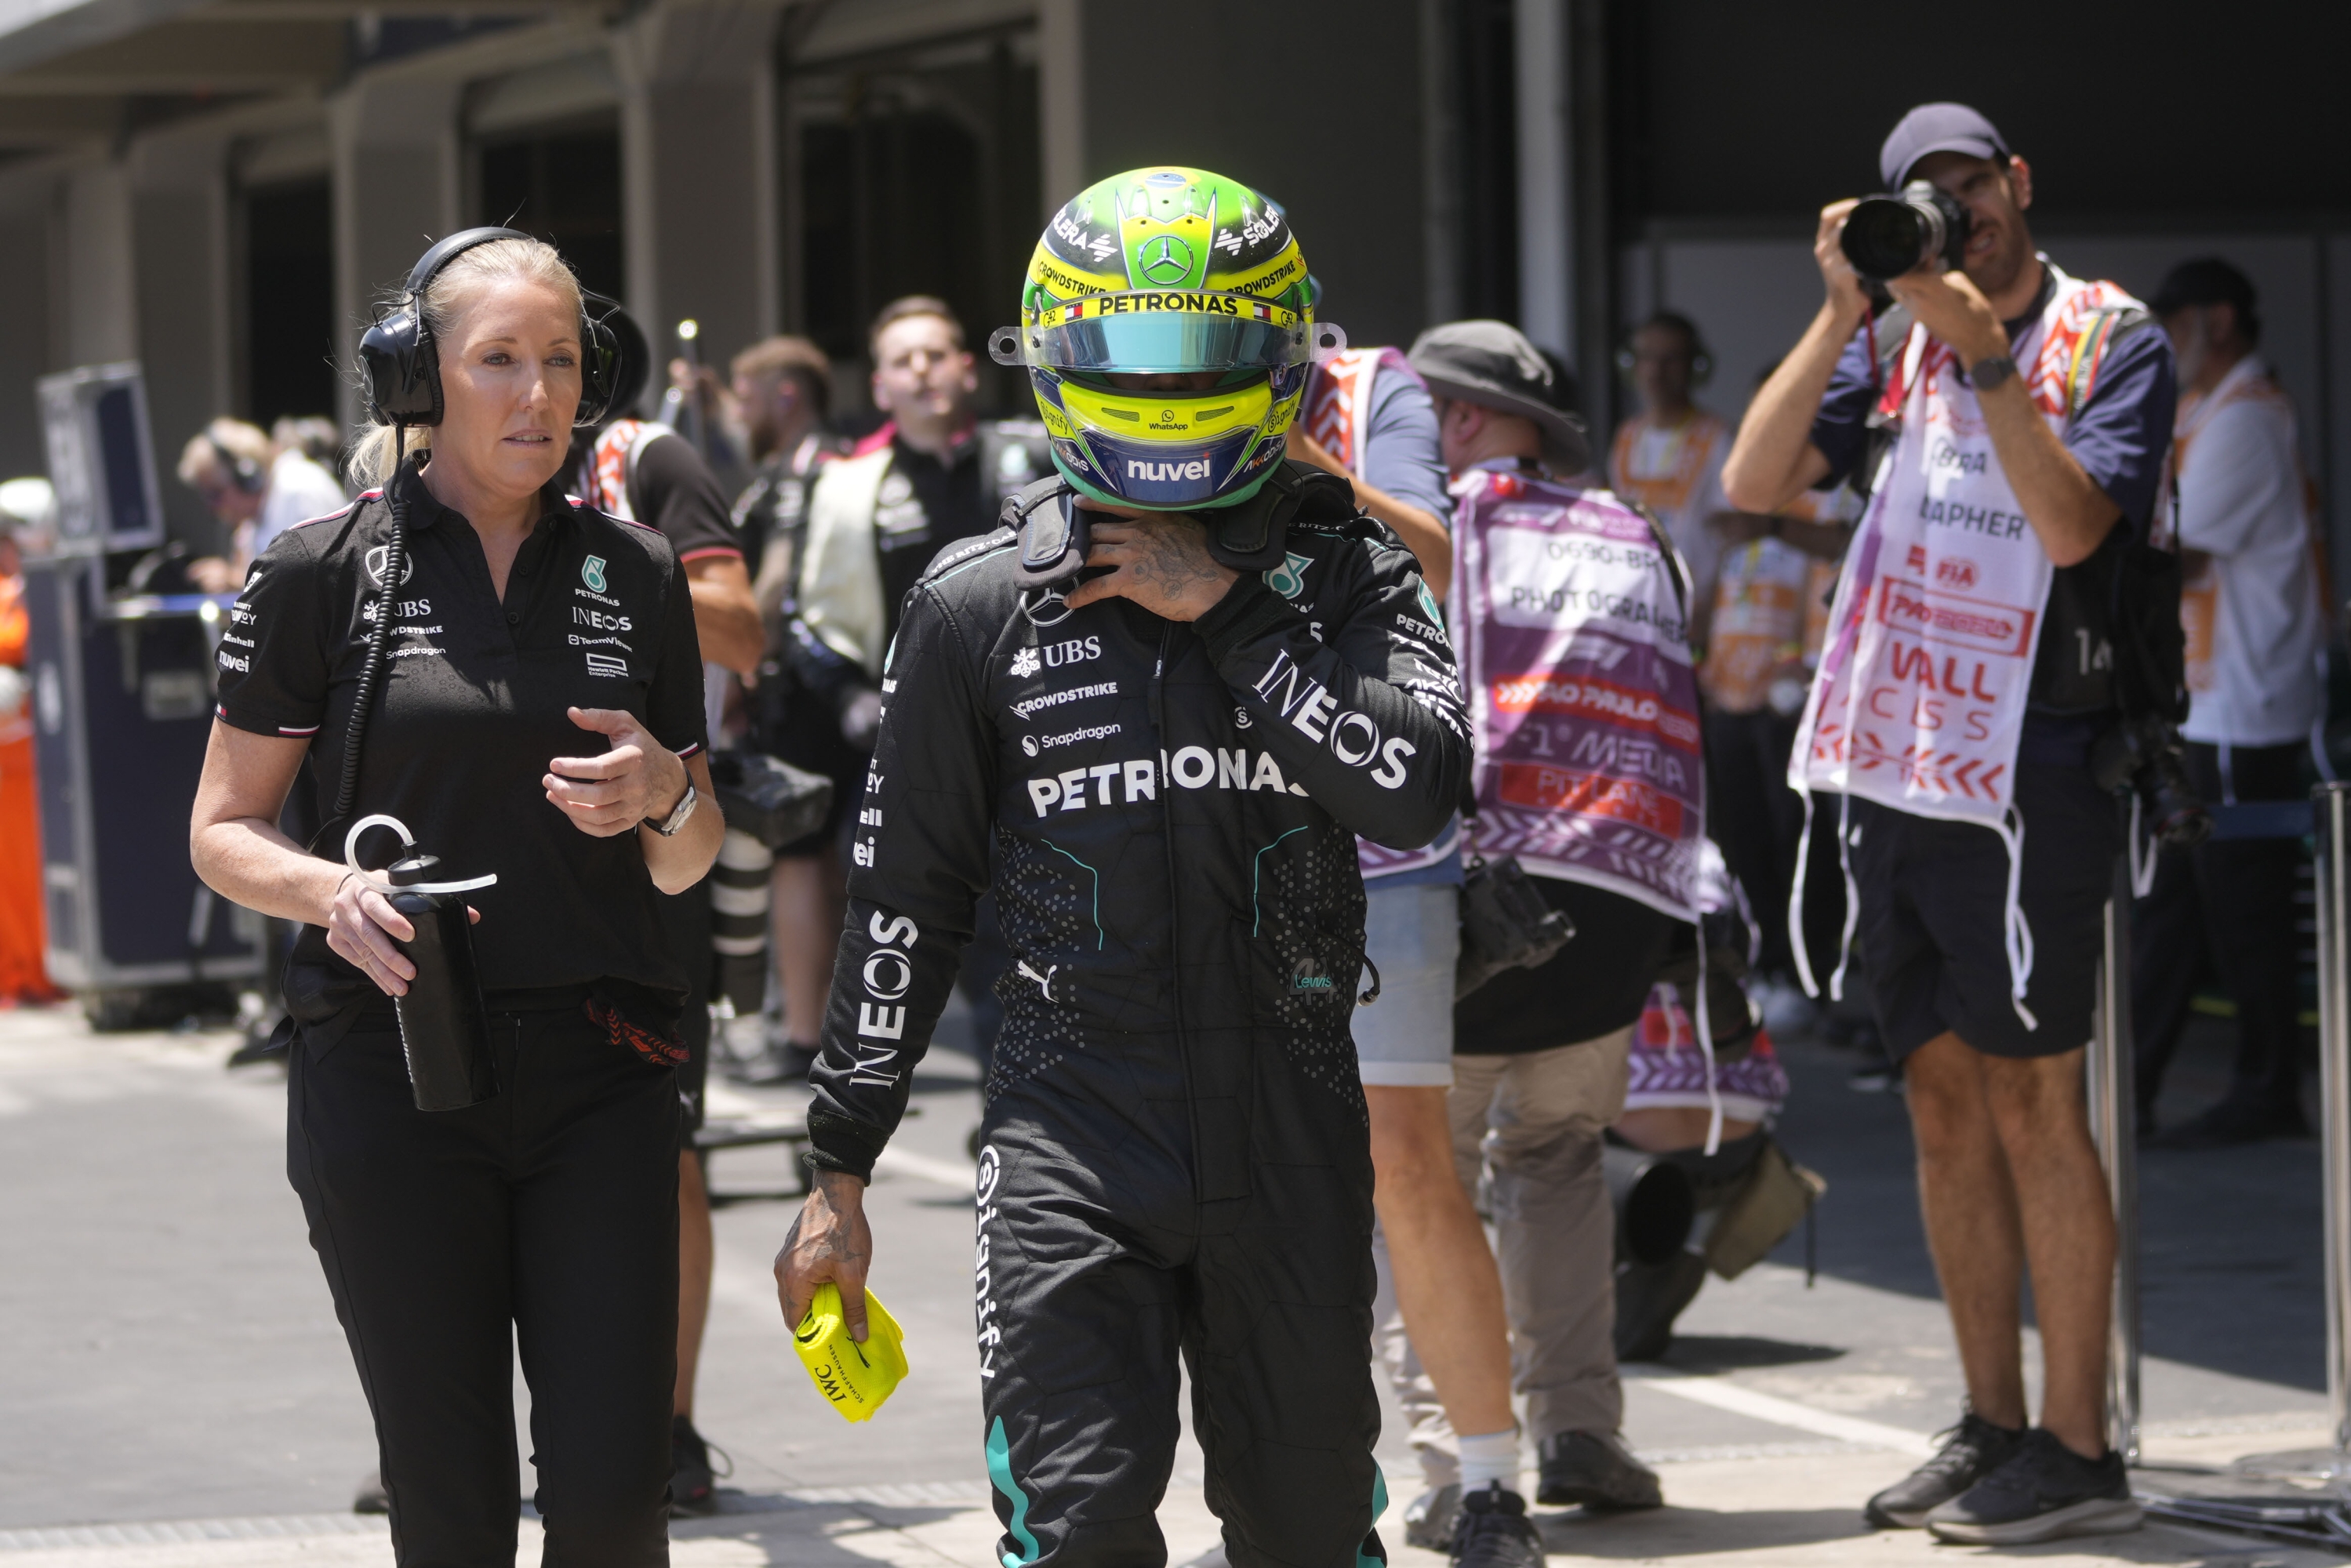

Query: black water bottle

[385,852,497,1111]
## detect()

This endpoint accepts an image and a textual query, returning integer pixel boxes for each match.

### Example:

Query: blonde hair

[350,235,584,487]
[176,417,271,488]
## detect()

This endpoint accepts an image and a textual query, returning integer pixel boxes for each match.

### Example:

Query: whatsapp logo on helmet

[989,166,1345,512]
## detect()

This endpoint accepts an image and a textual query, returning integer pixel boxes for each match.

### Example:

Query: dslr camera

[1840,180,1972,283]
[2091,716,2212,848]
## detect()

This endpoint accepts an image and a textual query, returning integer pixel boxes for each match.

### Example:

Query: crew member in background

[176,417,349,589]
[725,336,854,1075]
[1701,373,1859,1036]
[1724,102,2173,1544]
[574,307,763,1516]
[2133,257,2325,1147]
[1610,314,1738,618]
[271,415,346,471]
[766,296,1047,1087]
[1383,319,1686,1537]
[1293,321,1540,1568]
[0,478,56,1004]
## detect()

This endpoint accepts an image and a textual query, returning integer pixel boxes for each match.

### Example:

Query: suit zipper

[1150,623,1205,1207]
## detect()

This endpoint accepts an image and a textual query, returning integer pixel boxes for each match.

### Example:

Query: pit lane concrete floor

[0,993,2338,1566]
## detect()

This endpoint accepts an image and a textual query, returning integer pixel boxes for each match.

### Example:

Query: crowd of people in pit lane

[0,93,2319,1568]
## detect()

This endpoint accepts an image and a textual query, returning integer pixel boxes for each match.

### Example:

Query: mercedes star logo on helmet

[1139,234,1194,285]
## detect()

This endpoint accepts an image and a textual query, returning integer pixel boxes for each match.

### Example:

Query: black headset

[1615,314,1715,386]
[207,432,267,493]
[359,226,621,428]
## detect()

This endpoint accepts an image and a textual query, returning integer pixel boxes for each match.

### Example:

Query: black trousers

[1703,708,1804,977]
[976,1062,1384,1568]
[2131,741,2309,1120]
[289,1003,681,1567]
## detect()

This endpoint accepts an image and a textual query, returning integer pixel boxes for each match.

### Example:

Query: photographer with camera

[1724,103,2175,1544]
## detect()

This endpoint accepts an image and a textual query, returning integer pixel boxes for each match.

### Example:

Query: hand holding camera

[1817,184,2007,371]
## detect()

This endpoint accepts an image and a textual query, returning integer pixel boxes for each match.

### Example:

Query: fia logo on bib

[581,554,609,593]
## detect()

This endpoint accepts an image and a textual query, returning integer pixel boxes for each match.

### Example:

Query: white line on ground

[874,1148,978,1192]
[1630,1374,1939,1457]
[0,1516,388,1550]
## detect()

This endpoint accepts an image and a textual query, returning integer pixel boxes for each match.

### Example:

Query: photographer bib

[1454,463,1702,921]
[1790,263,2140,1015]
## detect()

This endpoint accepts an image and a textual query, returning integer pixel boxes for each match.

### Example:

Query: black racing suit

[805,468,1470,1568]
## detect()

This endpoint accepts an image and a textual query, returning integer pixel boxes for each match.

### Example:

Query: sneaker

[1402,1482,1463,1551]
[1535,1430,1661,1510]
[353,1470,388,1515]
[1924,1428,2142,1544]
[670,1415,723,1516]
[1450,1483,1545,1567]
[729,1040,819,1087]
[1862,1412,2025,1528]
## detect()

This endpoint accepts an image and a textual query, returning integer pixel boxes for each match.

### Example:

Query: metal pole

[2323,782,2351,1459]
[2215,782,2351,1487]
[2142,786,2351,1536]
[2089,856,2141,1464]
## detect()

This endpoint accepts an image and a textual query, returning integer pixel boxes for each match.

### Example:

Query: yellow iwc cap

[794,1283,908,1422]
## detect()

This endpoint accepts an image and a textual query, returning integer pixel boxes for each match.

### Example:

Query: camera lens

[1840,197,1930,283]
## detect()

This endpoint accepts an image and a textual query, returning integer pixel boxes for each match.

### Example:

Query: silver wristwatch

[645,780,699,837]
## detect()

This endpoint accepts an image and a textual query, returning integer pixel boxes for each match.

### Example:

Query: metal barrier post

[2324,782,2351,1463]
[2088,857,2141,1464]
[2148,784,2351,1548]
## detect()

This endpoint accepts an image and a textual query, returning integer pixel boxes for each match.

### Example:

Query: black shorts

[1851,761,2120,1063]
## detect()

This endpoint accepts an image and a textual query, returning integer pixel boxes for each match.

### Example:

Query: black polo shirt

[214,462,708,1022]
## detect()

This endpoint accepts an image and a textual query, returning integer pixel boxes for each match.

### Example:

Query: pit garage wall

[1621,228,2351,578]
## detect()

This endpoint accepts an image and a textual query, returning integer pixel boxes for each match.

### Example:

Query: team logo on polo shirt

[581,555,609,593]
[583,651,627,678]
[364,546,415,586]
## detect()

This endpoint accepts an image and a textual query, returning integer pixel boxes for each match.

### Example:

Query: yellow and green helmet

[989,166,1344,510]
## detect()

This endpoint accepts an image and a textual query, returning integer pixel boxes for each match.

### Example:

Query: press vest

[1303,347,1462,880]
[1788,263,2146,1018]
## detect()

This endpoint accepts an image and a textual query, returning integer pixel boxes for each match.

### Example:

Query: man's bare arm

[1886,268,2119,567]
[1287,427,1452,599]
[685,555,764,677]
[1724,200,1870,515]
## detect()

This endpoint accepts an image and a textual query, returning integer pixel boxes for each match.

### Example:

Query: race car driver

[773,167,1470,1568]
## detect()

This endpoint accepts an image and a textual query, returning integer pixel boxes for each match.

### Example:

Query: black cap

[1880,103,2011,188]
[1405,320,1590,473]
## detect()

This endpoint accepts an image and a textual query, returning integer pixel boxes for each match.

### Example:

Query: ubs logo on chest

[1010,637,1100,678]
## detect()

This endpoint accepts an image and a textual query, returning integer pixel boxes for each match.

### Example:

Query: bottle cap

[387,854,443,887]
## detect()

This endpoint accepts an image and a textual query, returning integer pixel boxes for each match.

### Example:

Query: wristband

[1969,354,2017,391]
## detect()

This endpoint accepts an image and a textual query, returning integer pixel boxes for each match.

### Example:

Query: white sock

[1457,1428,1521,1497]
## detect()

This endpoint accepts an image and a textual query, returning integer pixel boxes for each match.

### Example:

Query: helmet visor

[992,293,1345,373]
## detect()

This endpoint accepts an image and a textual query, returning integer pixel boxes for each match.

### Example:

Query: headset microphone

[208,433,266,494]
